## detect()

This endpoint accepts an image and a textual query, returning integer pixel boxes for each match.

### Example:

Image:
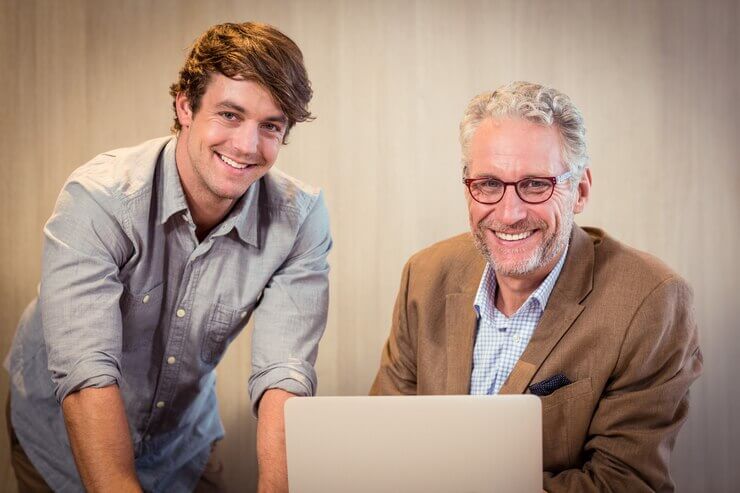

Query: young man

[371,81,702,491]
[6,22,330,492]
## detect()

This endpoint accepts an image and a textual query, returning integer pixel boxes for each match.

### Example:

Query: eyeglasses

[463,171,572,205]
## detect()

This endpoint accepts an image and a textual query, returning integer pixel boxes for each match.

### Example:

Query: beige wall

[1,0,738,491]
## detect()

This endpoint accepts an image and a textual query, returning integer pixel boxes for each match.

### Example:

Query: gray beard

[472,203,575,278]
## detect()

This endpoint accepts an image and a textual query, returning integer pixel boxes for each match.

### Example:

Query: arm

[248,193,332,491]
[544,277,703,492]
[370,260,418,395]
[40,178,138,486]
[62,386,141,492]
[256,389,294,493]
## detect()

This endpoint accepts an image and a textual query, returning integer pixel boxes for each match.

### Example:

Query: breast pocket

[539,377,593,471]
[201,302,255,365]
[120,282,165,351]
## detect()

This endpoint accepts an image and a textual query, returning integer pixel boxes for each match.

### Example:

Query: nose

[232,121,259,156]
[494,184,528,225]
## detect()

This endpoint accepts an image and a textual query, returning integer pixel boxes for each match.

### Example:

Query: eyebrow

[215,100,288,124]
[469,172,550,180]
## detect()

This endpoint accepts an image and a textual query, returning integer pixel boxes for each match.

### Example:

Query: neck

[494,275,544,317]
[186,194,234,242]
[493,251,564,317]
[174,138,235,242]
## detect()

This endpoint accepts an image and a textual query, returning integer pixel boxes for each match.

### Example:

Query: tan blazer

[370,226,702,492]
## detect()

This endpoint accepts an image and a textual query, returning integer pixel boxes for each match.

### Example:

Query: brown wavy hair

[169,22,314,142]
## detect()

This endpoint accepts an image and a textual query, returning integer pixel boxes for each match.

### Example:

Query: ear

[572,167,592,214]
[175,92,194,128]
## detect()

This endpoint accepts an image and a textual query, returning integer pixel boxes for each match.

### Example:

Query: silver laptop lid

[285,395,542,493]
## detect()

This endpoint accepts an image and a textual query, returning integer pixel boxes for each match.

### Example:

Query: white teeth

[495,231,534,241]
[218,153,248,169]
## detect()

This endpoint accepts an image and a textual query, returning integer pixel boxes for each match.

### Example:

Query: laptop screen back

[285,395,542,493]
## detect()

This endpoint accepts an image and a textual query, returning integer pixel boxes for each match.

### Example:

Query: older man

[371,81,702,491]
[7,22,330,492]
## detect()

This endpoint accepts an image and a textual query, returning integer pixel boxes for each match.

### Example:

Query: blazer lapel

[445,291,478,394]
[499,226,595,395]
[444,242,486,394]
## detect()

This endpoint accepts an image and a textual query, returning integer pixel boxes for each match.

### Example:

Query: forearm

[256,388,295,493]
[61,385,141,492]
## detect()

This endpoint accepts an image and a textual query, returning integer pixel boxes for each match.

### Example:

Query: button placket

[150,259,203,426]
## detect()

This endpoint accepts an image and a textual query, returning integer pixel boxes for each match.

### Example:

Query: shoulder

[405,233,484,292]
[578,227,694,330]
[260,167,322,216]
[65,136,172,205]
[585,226,688,294]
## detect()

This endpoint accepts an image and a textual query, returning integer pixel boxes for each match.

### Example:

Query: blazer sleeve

[544,276,703,492]
[369,259,418,395]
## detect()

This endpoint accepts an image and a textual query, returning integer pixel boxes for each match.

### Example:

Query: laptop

[285,395,542,493]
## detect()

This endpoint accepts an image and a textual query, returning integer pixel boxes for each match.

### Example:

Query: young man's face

[465,117,590,281]
[175,73,287,209]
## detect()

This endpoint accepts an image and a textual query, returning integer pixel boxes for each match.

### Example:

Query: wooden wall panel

[1,1,737,491]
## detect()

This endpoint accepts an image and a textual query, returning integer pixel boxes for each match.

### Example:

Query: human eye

[473,178,503,194]
[261,122,284,133]
[220,111,239,122]
[518,178,552,195]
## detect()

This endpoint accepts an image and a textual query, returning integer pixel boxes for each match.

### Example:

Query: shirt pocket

[120,282,165,351]
[201,301,255,365]
[539,377,593,471]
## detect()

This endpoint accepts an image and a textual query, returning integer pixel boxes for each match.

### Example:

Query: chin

[491,258,541,278]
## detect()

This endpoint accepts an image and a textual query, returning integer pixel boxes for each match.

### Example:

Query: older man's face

[466,118,590,282]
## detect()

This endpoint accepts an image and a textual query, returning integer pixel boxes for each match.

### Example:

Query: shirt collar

[473,244,569,318]
[158,136,260,248]
[158,137,188,225]
[209,180,260,247]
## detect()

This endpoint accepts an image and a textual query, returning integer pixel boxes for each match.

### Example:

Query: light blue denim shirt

[470,248,567,395]
[7,136,331,492]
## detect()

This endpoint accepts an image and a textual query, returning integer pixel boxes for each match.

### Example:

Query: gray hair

[460,81,588,180]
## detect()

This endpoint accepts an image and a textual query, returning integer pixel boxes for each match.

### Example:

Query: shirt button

[240,311,247,319]
[513,335,521,343]
[176,308,186,318]
[167,356,176,364]
[156,401,165,409]
[142,294,150,304]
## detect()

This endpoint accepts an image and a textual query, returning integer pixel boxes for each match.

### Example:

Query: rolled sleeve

[40,178,131,403]
[248,193,332,415]
[248,359,317,412]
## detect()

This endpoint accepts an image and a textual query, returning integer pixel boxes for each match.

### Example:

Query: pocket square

[528,373,572,396]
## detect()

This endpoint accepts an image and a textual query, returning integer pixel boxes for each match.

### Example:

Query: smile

[494,230,535,241]
[216,152,251,170]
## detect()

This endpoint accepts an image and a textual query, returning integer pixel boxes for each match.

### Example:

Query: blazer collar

[444,226,595,395]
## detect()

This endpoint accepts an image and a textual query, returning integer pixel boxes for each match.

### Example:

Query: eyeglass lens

[470,178,554,204]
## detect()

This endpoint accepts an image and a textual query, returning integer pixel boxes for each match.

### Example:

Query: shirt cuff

[248,360,317,416]
[53,360,120,403]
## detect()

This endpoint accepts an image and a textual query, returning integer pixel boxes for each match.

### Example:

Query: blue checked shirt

[470,249,568,395]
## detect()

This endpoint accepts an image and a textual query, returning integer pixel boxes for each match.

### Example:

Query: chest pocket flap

[120,282,165,351]
[201,302,255,364]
